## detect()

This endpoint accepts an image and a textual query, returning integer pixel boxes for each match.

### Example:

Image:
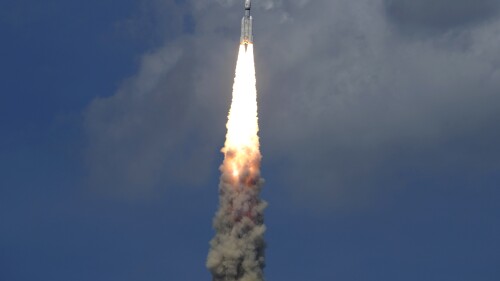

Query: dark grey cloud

[84,0,500,208]
[256,0,500,208]
[384,0,500,33]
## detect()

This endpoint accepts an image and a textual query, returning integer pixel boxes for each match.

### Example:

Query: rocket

[240,0,253,46]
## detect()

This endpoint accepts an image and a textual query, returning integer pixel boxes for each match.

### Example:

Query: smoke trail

[207,44,266,281]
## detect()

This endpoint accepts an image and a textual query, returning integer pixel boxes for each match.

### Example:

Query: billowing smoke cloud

[207,166,266,281]
[207,44,267,281]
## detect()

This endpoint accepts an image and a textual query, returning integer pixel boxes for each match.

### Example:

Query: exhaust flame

[207,44,266,281]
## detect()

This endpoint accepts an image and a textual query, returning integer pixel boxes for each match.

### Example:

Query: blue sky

[1,0,499,280]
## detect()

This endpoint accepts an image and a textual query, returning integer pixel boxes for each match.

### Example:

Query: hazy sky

[1,0,499,280]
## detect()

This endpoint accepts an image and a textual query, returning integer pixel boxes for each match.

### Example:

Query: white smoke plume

[206,44,267,281]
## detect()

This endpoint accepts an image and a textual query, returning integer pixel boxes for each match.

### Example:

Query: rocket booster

[240,0,253,45]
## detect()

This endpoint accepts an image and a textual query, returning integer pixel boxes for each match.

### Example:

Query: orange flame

[222,44,261,187]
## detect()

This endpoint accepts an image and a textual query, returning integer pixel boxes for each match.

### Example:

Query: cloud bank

[84,0,500,208]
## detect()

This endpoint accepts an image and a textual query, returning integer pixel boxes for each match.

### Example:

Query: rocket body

[240,0,253,45]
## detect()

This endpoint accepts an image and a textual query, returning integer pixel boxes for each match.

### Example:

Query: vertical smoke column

[207,43,266,281]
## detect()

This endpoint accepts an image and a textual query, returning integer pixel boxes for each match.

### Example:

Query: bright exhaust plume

[207,44,266,281]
